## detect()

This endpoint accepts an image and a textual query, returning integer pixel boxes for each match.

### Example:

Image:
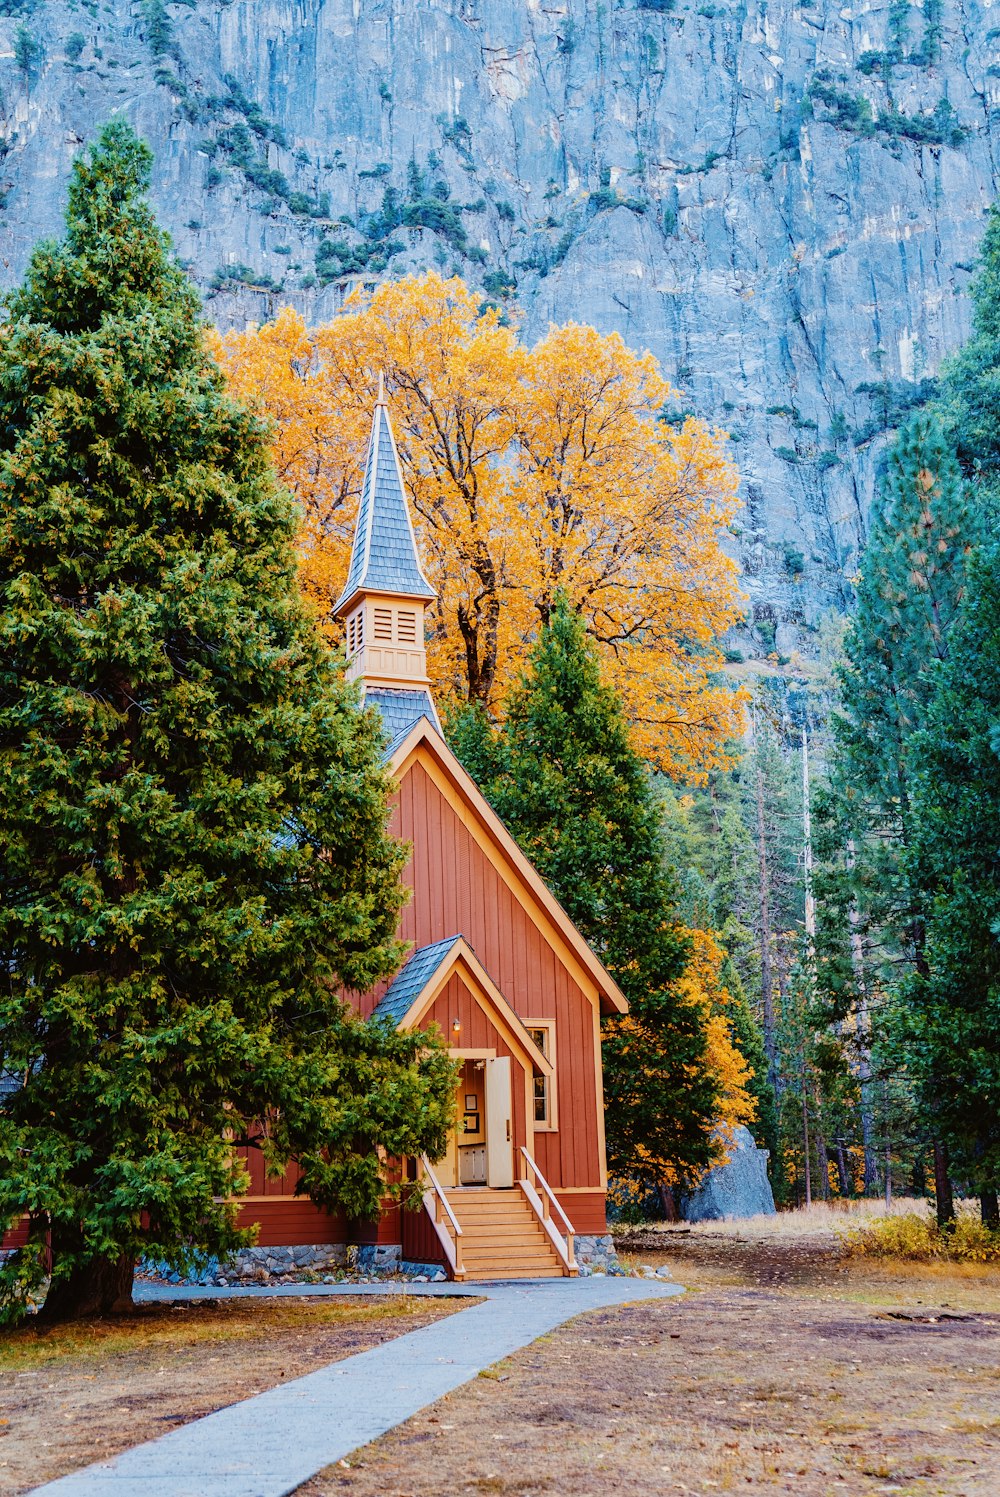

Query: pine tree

[822,414,977,1220]
[449,597,723,1187]
[942,201,1000,493]
[0,124,455,1324]
[831,414,975,976]
[900,542,1000,1211]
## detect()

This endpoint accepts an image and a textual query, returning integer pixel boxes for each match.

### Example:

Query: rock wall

[3,0,997,652]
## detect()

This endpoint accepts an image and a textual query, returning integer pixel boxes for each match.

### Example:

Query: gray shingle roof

[371,935,463,1026]
[336,401,435,611]
[367,686,441,752]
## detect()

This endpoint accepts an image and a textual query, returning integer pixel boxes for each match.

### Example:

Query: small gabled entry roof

[372,935,554,1078]
[335,382,435,617]
[372,935,462,1026]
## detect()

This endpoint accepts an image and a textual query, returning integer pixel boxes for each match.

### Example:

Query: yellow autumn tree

[214,273,744,775]
[678,927,758,1139]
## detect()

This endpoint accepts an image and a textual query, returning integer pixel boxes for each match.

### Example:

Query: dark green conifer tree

[820,414,976,1221]
[449,596,723,1188]
[830,415,974,969]
[901,543,1000,1216]
[942,201,1000,492]
[0,124,454,1324]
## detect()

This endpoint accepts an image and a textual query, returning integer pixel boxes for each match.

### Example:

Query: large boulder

[681,1126,776,1222]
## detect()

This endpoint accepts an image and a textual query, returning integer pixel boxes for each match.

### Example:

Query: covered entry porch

[372,935,577,1279]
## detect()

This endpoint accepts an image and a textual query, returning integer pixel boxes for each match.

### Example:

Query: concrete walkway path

[30,1277,682,1497]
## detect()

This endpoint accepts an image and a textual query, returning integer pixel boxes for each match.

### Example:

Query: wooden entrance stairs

[445,1187,565,1279]
[420,1150,578,1281]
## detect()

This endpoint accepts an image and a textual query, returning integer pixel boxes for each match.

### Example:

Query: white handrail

[420,1153,465,1278]
[519,1147,577,1275]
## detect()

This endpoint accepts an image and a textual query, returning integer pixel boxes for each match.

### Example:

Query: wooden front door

[485,1056,514,1187]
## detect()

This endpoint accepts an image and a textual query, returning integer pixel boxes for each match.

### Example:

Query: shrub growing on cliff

[0,123,455,1325]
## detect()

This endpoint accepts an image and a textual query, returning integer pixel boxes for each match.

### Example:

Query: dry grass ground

[0,1294,463,1496]
[298,1209,1000,1497]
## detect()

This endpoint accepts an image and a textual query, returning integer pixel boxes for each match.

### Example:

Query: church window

[526,1022,557,1129]
[347,610,364,655]
[373,607,393,640]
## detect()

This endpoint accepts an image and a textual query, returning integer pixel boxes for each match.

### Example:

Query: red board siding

[234,1200,347,1247]
[234,1150,305,1199]
[2,1218,29,1250]
[364,757,604,1195]
[555,1191,608,1236]
[401,1206,447,1267]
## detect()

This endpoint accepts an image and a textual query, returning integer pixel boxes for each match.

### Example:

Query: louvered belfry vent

[347,609,365,656]
[397,610,418,644]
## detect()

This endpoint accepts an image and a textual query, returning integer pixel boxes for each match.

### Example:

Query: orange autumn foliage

[678,927,758,1142]
[212,273,745,775]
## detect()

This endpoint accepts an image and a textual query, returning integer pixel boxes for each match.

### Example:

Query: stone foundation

[143,1243,349,1286]
[354,1243,401,1271]
[400,1260,448,1278]
[574,1233,623,1275]
[233,1243,349,1279]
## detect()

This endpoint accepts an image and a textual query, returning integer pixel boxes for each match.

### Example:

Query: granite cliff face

[2,0,998,657]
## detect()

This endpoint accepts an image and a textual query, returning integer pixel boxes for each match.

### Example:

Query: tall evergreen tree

[449,596,723,1188]
[942,200,1000,492]
[820,414,976,1219]
[0,124,454,1324]
[900,542,1000,1214]
[829,415,974,971]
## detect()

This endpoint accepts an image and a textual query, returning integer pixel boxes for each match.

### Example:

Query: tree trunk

[981,1188,1000,1233]
[933,1139,956,1233]
[835,1138,851,1197]
[39,1250,135,1323]
[815,1137,830,1201]
[754,745,777,1094]
[910,1151,927,1198]
[845,842,880,1195]
[813,1081,830,1201]
[657,1184,679,1223]
[801,1078,812,1207]
[801,727,816,945]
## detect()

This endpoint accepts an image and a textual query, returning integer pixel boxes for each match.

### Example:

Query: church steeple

[335,379,437,704]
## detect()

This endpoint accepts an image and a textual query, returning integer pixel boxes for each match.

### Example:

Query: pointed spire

[335,381,436,617]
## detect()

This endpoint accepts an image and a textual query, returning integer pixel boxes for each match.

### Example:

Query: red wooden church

[239,385,627,1280]
[0,389,626,1279]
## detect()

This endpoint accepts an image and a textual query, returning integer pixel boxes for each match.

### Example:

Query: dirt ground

[297,1225,1000,1497]
[0,1294,462,1496]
